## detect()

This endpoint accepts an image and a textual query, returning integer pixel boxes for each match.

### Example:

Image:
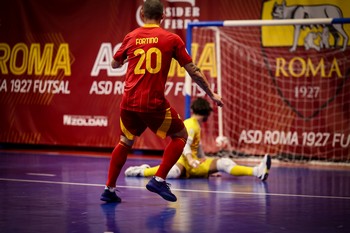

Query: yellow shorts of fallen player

[177,156,215,178]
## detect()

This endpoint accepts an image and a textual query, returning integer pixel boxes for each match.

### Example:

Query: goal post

[185,18,350,163]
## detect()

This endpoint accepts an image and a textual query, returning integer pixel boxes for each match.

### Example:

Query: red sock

[155,137,186,179]
[106,141,131,187]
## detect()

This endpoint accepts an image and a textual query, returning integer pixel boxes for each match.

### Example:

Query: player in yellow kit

[125,98,271,180]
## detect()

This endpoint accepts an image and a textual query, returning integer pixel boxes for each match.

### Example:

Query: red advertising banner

[0,0,349,161]
[0,0,246,150]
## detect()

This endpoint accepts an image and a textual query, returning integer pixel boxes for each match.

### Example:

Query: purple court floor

[0,150,350,233]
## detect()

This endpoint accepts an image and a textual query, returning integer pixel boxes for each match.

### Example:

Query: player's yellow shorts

[177,156,215,178]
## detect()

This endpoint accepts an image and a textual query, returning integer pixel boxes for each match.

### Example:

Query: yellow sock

[230,165,254,176]
[144,166,159,177]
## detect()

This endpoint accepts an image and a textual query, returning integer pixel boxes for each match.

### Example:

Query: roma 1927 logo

[261,0,350,120]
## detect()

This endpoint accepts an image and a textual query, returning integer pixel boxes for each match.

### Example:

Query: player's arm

[197,143,206,159]
[183,136,200,168]
[184,63,223,107]
[111,57,131,69]
[111,59,122,69]
[111,57,130,69]
[111,35,129,69]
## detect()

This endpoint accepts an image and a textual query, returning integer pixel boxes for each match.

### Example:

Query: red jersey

[113,24,192,112]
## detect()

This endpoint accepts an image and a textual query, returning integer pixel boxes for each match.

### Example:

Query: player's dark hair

[143,0,163,20]
[191,98,213,116]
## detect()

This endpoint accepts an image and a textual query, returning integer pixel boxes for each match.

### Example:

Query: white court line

[26,173,56,177]
[0,177,350,200]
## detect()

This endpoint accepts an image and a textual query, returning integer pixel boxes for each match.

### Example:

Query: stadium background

[1,0,349,162]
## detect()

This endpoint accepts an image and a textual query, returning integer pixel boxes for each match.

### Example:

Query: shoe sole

[100,196,121,203]
[261,155,272,182]
[146,183,177,202]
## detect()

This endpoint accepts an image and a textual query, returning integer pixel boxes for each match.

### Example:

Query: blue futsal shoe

[146,177,177,202]
[100,188,121,203]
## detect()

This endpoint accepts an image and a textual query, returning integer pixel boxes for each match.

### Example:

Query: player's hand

[188,158,201,168]
[211,93,224,107]
[210,172,222,177]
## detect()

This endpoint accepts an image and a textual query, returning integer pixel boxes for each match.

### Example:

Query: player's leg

[146,131,187,201]
[125,164,182,178]
[144,107,187,201]
[144,165,160,177]
[215,158,254,176]
[101,136,132,203]
[105,136,133,187]
[101,110,146,203]
[155,128,187,179]
[211,154,271,181]
[125,164,152,177]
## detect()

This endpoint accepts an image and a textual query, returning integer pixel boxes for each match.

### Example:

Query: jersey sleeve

[173,34,192,67]
[113,34,130,64]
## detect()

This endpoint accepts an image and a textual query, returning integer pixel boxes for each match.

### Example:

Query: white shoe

[124,164,150,177]
[255,154,271,181]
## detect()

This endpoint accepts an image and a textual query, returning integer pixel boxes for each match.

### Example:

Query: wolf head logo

[271,0,348,52]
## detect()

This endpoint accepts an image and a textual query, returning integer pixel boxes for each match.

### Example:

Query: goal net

[185,18,350,164]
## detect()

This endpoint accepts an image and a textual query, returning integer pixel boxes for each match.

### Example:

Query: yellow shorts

[177,156,215,178]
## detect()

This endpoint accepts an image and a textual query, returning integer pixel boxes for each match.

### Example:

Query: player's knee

[172,127,188,141]
[171,135,187,146]
[120,135,134,147]
[216,158,236,173]
[167,165,181,179]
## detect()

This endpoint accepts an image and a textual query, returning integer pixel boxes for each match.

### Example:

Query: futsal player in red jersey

[100,0,223,203]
